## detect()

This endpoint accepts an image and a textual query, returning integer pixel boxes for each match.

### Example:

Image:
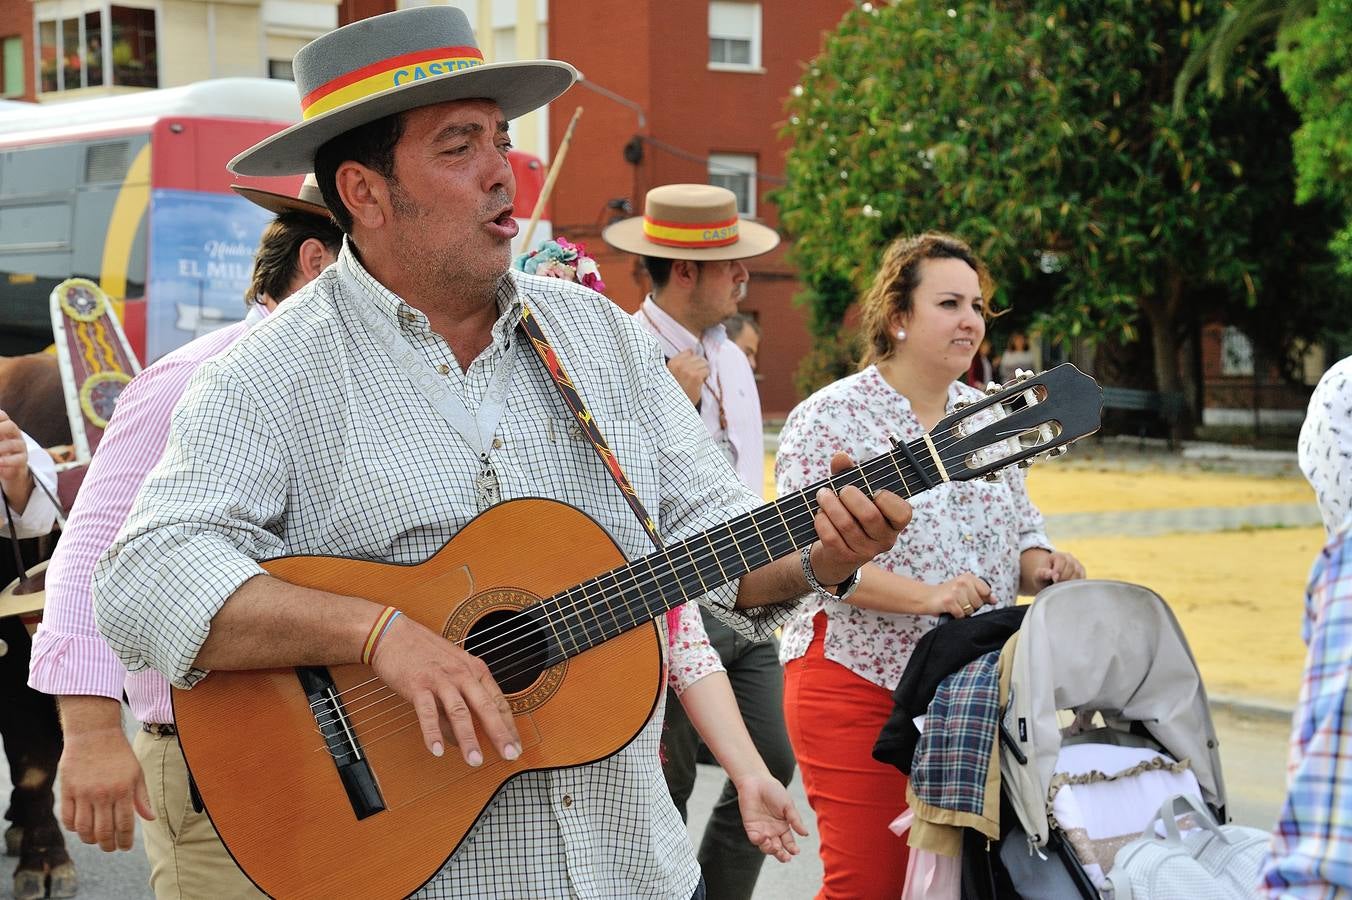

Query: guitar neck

[537,432,942,664]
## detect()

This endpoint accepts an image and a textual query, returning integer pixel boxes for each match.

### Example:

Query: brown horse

[1,356,76,900]
[0,354,71,449]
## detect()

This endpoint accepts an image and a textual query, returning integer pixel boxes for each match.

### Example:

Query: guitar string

[310,404,1056,734]
[311,436,949,732]
[311,403,1053,732]
[310,398,1054,729]
[317,429,1055,741]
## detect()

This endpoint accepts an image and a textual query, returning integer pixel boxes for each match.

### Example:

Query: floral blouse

[667,601,725,695]
[775,366,1053,690]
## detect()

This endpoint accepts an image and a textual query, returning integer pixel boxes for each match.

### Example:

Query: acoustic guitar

[173,363,1102,899]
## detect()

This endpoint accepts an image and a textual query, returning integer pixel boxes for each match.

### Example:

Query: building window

[493,26,516,63]
[1221,326,1255,376]
[708,153,756,218]
[268,58,293,80]
[37,5,154,93]
[84,11,103,87]
[110,6,156,88]
[2,36,23,97]
[38,20,57,92]
[708,1,760,70]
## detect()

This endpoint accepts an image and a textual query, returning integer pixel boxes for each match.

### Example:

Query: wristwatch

[800,546,861,603]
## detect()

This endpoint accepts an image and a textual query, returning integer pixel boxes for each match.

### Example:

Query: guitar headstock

[933,363,1102,482]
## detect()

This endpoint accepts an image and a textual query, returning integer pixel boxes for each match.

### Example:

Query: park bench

[1101,385,1186,446]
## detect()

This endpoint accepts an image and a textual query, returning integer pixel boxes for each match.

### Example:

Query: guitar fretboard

[535,429,949,664]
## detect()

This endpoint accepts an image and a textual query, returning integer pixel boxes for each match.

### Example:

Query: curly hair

[858,232,995,368]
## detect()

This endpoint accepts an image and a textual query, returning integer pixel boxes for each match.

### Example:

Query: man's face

[384,99,517,290]
[689,259,749,332]
[731,326,759,372]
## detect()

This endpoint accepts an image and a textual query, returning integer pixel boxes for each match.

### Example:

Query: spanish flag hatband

[230,6,577,177]
[602,184,781,262]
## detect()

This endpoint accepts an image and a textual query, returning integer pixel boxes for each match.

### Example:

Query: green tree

[1272,0,1352,275]
[1172,0,1317,112]
[777,0,1348,433]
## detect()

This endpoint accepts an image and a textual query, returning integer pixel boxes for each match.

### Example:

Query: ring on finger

[960,602,973,614]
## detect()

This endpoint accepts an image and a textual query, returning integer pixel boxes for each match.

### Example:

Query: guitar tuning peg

[1016,459,1034,468]
[1016,369,1036,382]
[981,472,1002,482]
[1047,445,1069,457]
[984,382,1002,396]
[952,400,971,411]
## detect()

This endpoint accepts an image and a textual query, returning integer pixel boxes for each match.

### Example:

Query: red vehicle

[0,78,548,362]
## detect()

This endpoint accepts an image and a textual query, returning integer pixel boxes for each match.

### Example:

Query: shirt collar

[338,237,522,350]
[640,295,727,356]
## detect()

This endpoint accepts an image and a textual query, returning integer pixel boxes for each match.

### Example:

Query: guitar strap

[516,306,666,555]
[1,487,29,589]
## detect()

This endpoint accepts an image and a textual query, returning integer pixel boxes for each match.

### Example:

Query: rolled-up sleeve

[92,361,288,688]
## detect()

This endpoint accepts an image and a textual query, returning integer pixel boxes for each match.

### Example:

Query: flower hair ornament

[512,237,606,294]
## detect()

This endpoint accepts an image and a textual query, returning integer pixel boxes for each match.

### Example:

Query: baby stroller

[877,579,1232,899]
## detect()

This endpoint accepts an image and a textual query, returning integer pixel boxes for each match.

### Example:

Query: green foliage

[1172,0,1317,113]
[1273,0,1352,273]
[777,0,1351,406]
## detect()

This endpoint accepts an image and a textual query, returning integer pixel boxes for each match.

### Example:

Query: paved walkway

[1046,501,1321,539]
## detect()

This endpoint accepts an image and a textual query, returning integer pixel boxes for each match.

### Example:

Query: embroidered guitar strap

[516,305,666,555]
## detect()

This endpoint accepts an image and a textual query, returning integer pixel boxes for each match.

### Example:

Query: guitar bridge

[298,667,387,821]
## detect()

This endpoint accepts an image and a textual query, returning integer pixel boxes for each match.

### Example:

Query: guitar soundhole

[464,609,549,695]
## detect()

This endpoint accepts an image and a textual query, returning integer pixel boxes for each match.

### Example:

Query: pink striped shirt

[29,312,264,724]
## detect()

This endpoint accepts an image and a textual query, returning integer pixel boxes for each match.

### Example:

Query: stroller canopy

[1000,579,1226,848]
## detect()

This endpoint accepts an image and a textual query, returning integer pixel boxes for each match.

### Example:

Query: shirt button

[562,794,573,808]
[492,438,503,449]
[436,364,450,375]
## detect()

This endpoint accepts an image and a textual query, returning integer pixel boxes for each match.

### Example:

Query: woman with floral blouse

[775,233,1086,898]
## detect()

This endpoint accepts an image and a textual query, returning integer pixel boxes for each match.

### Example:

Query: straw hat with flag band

[602,184,780,262]
[231,173,332,218]
[230,6,578,177]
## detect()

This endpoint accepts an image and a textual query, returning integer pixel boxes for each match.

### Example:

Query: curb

[1208,693,1296,724]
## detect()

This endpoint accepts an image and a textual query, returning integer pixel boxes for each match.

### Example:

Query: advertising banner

[146,189,272,362]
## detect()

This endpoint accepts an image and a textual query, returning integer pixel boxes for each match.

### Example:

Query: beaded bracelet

[361,606,402,666]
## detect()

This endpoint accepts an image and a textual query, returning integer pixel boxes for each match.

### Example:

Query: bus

[0,78,548,363]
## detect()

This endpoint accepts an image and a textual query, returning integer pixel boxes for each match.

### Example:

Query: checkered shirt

[911,650,1000,816]
[1262,517,1352,897]
[93,242,790,898]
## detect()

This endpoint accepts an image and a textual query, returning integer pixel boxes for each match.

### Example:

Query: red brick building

[546,0,849,416]
[0,0,36,101]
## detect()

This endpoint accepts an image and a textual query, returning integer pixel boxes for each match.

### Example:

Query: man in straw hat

[30,177,339,900]
[92,8,911,897]
[606,183,795,900]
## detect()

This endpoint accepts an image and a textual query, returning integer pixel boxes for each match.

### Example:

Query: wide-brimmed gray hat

[603,184,780,261]
[229,6,577,176]
[230,174,331,218]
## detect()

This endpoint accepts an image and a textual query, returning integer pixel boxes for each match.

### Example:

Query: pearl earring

[895,328,907,341]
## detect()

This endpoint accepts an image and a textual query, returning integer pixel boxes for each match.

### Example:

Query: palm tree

[1172,0,1317,114]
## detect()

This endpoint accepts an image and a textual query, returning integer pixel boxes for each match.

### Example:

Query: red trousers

[783,614,910,899]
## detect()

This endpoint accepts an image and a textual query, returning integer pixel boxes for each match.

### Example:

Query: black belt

[141,722,177,736]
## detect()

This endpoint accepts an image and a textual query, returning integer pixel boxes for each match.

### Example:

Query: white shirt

[4,431,58,539]
[635,297,764,497]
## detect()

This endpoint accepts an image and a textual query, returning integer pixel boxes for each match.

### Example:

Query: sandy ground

[1025,466,1317,707]
[767,456,1319,707]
